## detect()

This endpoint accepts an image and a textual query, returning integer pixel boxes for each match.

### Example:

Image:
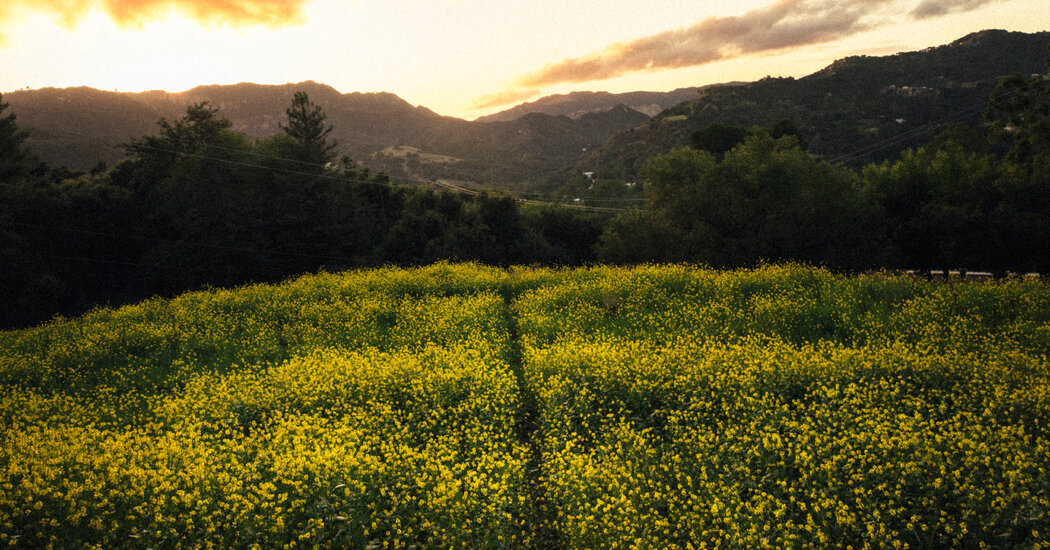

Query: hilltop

[474,87,726,122]
[5,81,649,189]
[4,29,1049,189]
[574,29,1050,182]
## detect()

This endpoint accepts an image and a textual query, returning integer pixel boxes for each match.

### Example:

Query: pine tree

[280,91,337,171]
[0,94,37,182]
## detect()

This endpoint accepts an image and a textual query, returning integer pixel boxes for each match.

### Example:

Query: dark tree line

[597,130,885,269]
[598,121,1050,275]
[0,93,603,329]
[599,54,1050,276]
[3,57,1050,329]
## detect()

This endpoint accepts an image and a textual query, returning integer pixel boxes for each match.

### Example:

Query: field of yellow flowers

[1,263,1048,549]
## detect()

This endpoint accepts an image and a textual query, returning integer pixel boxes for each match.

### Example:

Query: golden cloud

[910,0,1005,19]
[496,0,1009,101]
[515,0,879,89]
[470,88,543,111]
[469,0,904,110]
[2,0,307,33]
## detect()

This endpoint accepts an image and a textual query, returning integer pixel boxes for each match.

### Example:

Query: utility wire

[125,143,387,186]
[16,81,1024,209]
[826,83,1024,166]
[827,101,988,166]
[0,220,362,266]
[12,102,642,211]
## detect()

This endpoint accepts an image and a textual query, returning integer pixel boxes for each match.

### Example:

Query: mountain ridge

[5,80,649,186]
[571,28,1050,185]
[474,86,732,123]
[4,29,1049,189]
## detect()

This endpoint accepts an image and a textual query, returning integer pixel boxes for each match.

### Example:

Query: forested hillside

[474,86,716,122]
[575,29,1050,184]
[1,30,1049,329]
[6,30,1049,190]
[6,81,649,188]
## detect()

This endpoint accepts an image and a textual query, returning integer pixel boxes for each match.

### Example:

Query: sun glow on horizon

[4,11,316,95]
[1,0,1048,119]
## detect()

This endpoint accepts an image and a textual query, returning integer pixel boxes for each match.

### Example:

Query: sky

[0,0,1047,120]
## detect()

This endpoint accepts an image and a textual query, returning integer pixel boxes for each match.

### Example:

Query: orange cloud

[910,0,1005,19]
[2,0,307,33]
[471,88,543,111]
[515,0,880,89]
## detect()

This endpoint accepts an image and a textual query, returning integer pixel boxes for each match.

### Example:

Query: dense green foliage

[1,263,1048,548]
[598,133,885,269]
[0,95,39,182]
[0,96,606,329]
[597,69,1050,273]
[3,36,1050,328]
[576,30,1050,183]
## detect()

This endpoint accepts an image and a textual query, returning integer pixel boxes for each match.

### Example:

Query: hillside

[5,81,648,188]
[2,263,1049,548]
[474,86,723,122]
[574,29,1050,182]
[5,29,1049,189]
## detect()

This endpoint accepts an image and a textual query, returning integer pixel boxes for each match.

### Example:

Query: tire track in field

[501,296,564,549]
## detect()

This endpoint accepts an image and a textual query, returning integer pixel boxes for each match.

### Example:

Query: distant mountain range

[5,29,1049,190]
[5,81,658,187]
[2,81,638,184]
[474,86,735,122]
[574,29,1050,183]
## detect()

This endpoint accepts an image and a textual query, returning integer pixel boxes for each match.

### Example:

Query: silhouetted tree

[770,119,808,149]
[597,209,683,264]
[280,91,337,171]
[524,207,604,265]
[603,132,883,269]
[0,94,38,183]
[990,155,1050,273]
[930,123,991,155]
[690,123,748,158]
[862,141,1004,273]
[117,102,234,190]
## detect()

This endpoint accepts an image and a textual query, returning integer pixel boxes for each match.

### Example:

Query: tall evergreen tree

[119,102,234,189]
[280,91,337,171]
[0,94,37,183]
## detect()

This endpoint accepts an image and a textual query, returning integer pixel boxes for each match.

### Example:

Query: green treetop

[0,94,38,182]
[280,91,337,171]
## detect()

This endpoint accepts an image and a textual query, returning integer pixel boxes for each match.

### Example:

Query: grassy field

[1,263,1048,549]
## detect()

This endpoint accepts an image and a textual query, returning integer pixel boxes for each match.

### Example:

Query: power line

[827,102,987,166]
[9,103,389,184]
[516,199,628,214]
[825,84,1025,166]
[18,80,1023,212]
[12,98,647,212]
[125,143,386,186]
[0,220,362,266]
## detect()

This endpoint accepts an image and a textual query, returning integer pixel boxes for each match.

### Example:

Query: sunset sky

[0,0,1047,120]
